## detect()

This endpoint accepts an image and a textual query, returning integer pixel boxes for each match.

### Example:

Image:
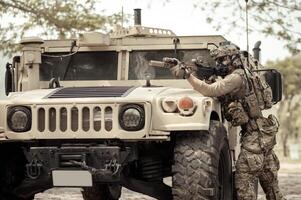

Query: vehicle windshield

[129,49,214,80]
[40,51,118,81]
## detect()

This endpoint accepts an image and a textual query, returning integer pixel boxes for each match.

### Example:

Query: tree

[0,0,127,56]
[266,54,301,156]
[185,0,300,54]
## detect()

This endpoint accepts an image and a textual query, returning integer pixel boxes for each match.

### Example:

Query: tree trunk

[283,133,289,157]
[278,98,293,157]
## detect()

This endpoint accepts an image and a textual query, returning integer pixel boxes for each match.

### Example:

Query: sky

[98,0,295,64]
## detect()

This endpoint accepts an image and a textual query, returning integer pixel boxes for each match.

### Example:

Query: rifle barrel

[149,60,169,68]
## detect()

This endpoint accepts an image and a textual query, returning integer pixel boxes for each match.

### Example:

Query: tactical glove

[170,65,192,79]
[183,68,192,79]
[170,65,185,78]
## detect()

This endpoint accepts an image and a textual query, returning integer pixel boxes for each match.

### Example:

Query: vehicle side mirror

[254,69,282,104]
[5,63,13,96]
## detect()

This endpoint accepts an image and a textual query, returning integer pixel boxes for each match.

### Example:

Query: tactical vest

[223,68,273,124]
[221,68,278,152]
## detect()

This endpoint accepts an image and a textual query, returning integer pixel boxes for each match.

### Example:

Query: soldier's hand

[163,57,191,79]
[183,67,192,79]
[163,57,179,66]
[170,65,185,78]
[170,65,193,79]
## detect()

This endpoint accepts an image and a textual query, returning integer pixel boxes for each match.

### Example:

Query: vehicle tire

[82,184,121,200]
[172,120,233,200]
[0,146,33,200]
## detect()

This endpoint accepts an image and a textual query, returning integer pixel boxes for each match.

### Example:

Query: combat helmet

[210,43,240,61]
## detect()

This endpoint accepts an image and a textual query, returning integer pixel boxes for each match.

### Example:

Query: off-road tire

[82,184,121,200]
[172,120,233,200]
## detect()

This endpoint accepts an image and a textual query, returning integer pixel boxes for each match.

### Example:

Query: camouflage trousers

[235,148,286,200]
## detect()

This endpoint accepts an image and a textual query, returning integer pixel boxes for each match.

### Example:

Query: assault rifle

[149,57,226,80]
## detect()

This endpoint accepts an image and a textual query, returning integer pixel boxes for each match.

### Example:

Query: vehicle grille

[48,86,133,98]
[37,105,115,133]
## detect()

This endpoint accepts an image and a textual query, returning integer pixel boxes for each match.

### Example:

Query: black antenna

[245,0,250,67]
[121,6,124,28]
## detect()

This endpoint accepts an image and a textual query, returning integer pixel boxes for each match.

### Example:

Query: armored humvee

[0,9,282,200]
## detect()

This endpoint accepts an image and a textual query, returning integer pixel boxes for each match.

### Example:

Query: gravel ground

[34,172,301,200]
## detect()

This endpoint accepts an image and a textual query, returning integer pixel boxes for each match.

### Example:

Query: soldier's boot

[259,170,286,200]
[261,181,286,200]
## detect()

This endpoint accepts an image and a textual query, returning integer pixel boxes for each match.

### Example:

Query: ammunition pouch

[250,73,273,110]
[240,127,263,154]
[242,115,279,152]
[242,149,264,172]
[245,92,262,118]
[225,101,249,126]
[256,114,279,151]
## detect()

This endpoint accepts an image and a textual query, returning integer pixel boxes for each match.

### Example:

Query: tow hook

[26,159,43,179]
[70,159,121,176]
[105,159,121,175]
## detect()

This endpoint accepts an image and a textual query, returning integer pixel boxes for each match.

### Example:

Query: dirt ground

[34,166,301,200]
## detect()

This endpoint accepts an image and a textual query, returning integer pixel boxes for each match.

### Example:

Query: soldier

[169,44,286,200]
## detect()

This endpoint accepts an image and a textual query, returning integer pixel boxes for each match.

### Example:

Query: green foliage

[190,0,301,54]
[267,54,301,155]
[267,54,301,97]
[0,0,127,56]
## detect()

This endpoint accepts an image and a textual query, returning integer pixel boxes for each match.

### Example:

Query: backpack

[244,68,273,118]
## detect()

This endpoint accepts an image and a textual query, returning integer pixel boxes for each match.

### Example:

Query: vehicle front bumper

[24,145,131,185]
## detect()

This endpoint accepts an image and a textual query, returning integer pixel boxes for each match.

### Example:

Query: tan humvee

[1,10,278,200]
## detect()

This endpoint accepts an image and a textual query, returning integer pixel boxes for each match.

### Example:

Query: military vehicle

[0,9,282,200]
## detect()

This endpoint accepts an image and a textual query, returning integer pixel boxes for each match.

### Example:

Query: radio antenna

[121,6,124,28]
[245,0,250,67]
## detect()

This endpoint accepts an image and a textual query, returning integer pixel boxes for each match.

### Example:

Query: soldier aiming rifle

[150,43,286,200]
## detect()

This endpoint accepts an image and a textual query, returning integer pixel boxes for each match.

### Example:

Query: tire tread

[172,121,229,200]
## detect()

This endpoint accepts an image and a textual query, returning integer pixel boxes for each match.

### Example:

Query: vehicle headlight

[119,104,145,131]
[7,106,32,132]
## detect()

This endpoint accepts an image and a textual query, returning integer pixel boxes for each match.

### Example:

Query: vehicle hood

[4,85,205,105]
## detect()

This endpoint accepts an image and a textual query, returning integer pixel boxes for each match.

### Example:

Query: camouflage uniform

[185,45,285,200]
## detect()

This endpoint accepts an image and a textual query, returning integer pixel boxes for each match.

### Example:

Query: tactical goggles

[215,56,227,63]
